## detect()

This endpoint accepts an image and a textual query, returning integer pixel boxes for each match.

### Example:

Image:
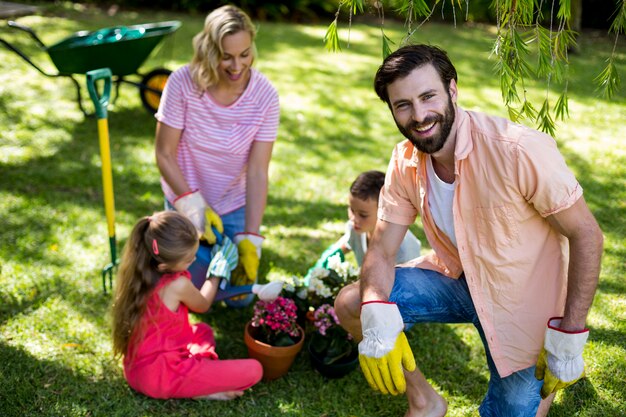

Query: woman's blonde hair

[110,211,197,358]
[190,5,257,91]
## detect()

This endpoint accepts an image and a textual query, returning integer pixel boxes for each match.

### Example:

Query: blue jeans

[165,201,255,308]
[390,268,542,417]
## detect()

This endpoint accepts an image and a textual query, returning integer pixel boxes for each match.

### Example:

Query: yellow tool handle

[97,118,115,238]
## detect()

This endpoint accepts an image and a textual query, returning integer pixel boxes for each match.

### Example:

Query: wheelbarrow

[0,19,180,115]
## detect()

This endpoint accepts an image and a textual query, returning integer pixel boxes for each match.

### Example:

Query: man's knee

[335,281,360,318]
[480,366,542,417]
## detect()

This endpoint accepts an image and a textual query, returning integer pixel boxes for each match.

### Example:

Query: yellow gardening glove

[359,332,416,395]
[358,302,416,395]
[230,264,252,287]
[201,206,224,245]
[232,233,263,284]
[236,239,259,282]
[535,317,589,399]
[228,234,264,300]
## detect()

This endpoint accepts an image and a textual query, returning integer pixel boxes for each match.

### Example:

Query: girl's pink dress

[123,271,262,398]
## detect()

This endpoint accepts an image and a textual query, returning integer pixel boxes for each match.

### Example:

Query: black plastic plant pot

[307,340,359,379]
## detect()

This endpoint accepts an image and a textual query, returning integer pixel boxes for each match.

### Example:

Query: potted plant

[308,303,359,379]
[244,296,305,380]
[267,253,359,324]
[306,253,359,309]
[267,274,310,328]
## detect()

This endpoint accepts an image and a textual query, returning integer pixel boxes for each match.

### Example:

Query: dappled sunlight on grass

[588,294,626,331]
[1,127,72,164]
[585,341,626,395]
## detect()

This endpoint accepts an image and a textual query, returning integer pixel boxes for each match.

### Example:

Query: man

[334,44,603,417]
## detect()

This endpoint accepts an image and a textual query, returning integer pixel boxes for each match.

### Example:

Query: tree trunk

[570,0,583,53]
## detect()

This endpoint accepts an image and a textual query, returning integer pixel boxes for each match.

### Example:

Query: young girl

[111,211,262,400]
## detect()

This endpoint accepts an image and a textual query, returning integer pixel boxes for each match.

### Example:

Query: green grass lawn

[1,3,625,416]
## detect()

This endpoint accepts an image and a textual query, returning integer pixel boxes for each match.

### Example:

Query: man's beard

[395,96,455,154]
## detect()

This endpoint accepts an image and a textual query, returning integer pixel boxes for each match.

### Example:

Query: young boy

[308,170,421,273]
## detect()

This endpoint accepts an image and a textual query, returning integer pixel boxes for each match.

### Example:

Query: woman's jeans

[390,267,543,417]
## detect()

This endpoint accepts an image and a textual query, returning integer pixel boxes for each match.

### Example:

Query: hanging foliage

[325,0,625,134]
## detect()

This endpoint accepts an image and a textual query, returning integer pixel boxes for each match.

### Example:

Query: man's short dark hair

[374,44,458,105]
[350,170,386,201]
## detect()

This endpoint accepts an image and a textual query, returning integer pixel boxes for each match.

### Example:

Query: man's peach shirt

[379,108,582,377]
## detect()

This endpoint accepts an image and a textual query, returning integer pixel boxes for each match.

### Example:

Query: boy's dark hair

[374,44,458,106]
[350,170,385,201]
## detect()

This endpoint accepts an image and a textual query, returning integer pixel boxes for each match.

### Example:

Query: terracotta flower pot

[244,321,305,381]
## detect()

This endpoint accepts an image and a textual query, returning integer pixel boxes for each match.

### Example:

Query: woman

[155,5,279,307]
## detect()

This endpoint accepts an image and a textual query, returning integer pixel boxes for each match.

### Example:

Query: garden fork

[86,68,118,294]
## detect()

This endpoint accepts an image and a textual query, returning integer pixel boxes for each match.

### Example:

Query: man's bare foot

[403,367,448,417]
[193,390,244,401]
[405,391,447,417]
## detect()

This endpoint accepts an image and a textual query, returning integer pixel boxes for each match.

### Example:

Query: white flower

[309,275,333,298]
[296,288,308,299]
[347,263,360,279]
[309,267,330,280]
[326,253,343,272]
[269,274,303,293]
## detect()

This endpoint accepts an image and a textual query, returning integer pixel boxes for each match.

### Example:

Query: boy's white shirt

[342,220,421,267]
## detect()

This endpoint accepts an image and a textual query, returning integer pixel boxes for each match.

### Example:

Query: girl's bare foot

[193,390,244,401]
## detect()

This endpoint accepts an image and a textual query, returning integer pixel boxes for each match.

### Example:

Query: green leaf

[382,30,394,59]
[507,105,522,122]
[609,1,626,34]
[396,0,432,20]
[594,58,621,99]
[534,27,553,79]
[351,0,366,14]
[553,29,577,61]
[554,92,570,121]
[274,333,297,347]
[536,99,556,137]
[557,0,572,21]
[324,19,341,52]
[520,99,538,121]
[310,332,331,354]
[322,335,356,365]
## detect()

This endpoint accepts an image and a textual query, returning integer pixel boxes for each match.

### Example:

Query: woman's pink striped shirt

[156,65,279,215]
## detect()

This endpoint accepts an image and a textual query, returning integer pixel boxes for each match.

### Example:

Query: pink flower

[312,304,344,336]
[251,297,300,343]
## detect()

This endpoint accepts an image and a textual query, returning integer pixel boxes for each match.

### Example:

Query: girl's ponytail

[111,212,198,358]
[111,217,159,358]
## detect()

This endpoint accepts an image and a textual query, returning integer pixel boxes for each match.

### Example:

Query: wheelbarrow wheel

[139,68,172,114]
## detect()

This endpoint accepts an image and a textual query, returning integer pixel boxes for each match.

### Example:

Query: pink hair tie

[152,239,159,255]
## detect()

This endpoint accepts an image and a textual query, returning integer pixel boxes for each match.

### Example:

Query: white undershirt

[426,155,457,248]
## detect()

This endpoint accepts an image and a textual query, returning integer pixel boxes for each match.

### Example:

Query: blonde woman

[155,5,279,307]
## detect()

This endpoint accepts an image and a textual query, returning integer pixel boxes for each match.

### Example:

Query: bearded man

[334,44,603,417]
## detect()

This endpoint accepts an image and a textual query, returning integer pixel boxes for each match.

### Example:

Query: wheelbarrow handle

[86,68,112,119]
[7,20,46,49]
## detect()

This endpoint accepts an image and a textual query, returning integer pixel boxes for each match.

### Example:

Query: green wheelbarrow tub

[47,20,180,76]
